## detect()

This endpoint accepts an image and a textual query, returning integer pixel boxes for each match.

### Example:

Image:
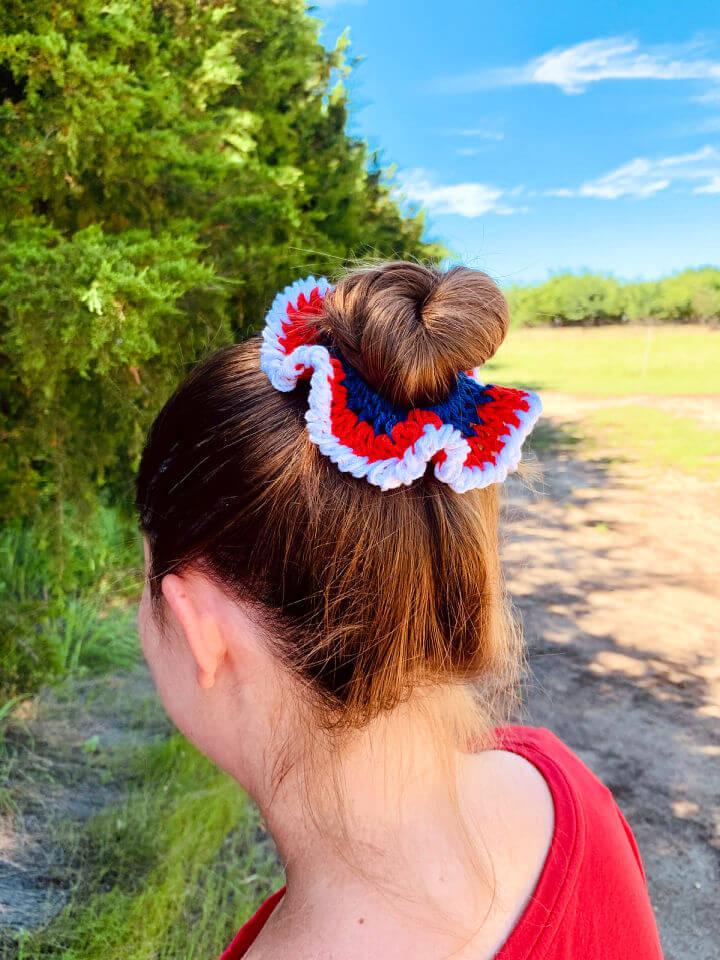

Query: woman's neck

[242,686,515,957]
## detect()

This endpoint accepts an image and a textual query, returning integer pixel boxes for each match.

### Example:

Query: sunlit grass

[485,325,720,396]
[8,735,282,960]
[586,406,720,481]
[484,326,720,479]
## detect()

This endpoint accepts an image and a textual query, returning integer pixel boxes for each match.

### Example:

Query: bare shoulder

[463,747,556,891]
[478,747,556,809]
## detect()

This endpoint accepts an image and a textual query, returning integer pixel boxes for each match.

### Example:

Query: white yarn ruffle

[259,276,542,493]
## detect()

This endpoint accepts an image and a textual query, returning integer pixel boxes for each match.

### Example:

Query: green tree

[659,268,720,323]
[507,273,624,327]
[507,269,720,327]
[0,0,435,527]
[623,281,665,323]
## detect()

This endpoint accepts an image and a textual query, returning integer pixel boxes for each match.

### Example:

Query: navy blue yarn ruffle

[328,346,495,438]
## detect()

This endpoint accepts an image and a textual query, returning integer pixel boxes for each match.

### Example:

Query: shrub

[507,268,720,327]
[0,0,436,525]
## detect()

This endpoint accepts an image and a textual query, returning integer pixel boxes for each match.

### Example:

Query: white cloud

[454,128,505,141]
[695,176,720,194]
[438,127,505,147]
[397,149,720,217]
[434,36,720,95]
[549,146,720,199]
[397,169,524,217]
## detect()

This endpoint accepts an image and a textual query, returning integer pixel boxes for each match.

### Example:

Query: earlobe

[161,572,227,690]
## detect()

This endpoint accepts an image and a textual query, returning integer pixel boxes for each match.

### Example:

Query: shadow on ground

[504,422,719,960]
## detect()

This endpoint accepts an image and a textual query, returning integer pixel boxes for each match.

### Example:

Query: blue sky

[312,1,720,284]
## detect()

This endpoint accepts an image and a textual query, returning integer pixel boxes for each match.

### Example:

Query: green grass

[527,405,720,481]
[0,504,143,702]
[485,325,720,395]
[6,735,283,960]
[586,405,720,481]
[484,325,720,479]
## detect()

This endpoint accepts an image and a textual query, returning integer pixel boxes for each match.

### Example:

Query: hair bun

[320,261,509,408]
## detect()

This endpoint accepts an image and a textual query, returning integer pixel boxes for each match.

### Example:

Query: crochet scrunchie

[259,276,542,493]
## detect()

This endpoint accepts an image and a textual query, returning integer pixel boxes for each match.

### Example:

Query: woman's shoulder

[495,723,616,802]
[495,724,618,815]
[492,723,663,959]
[495,722,588,760]
[493,723,636,858]
[219,726,662,960]
[219,887,286,960]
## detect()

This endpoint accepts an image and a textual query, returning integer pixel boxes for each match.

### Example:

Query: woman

[135,261,664,959]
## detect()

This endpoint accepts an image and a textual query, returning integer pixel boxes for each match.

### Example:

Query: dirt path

[505,394,720,960]
[1,395,718,957]
[0,670,170,941]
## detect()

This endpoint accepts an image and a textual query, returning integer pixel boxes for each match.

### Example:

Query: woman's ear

[161,571,227,689]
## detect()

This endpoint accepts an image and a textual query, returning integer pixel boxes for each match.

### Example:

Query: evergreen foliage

[0,0,440,695]
[0,0,435,524]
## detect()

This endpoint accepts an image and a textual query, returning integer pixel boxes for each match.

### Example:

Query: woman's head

[135,261,523,790]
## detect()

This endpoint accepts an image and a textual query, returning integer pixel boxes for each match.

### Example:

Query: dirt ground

[0,670,170,941]
[506,393,720,960]
[1,394,718,958]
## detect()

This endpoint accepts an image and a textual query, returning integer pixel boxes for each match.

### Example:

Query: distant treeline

[507,268,720,327]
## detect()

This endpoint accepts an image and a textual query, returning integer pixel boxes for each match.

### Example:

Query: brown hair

[135,261,525,935]
[136,260,520,730]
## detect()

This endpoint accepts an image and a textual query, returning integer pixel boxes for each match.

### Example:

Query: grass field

[585,405,720,481]
[485,325,720,481]
[485,325,720,395]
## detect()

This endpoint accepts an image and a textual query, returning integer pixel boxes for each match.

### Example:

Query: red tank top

[219,725,664,959]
